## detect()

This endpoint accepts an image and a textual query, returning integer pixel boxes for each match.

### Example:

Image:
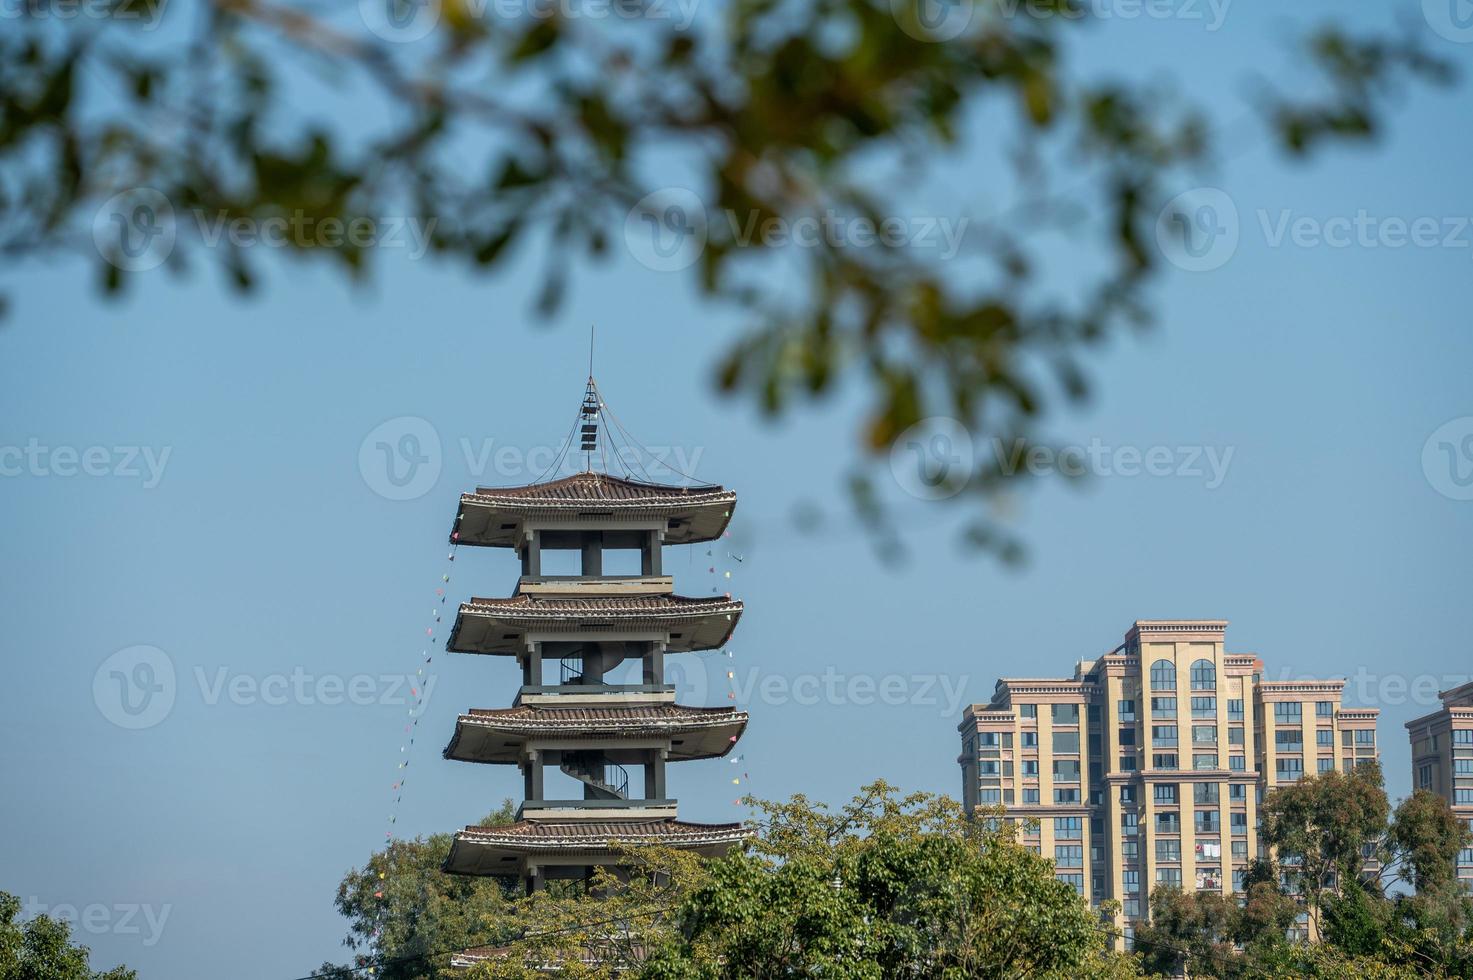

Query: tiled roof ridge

[465,472,731,502]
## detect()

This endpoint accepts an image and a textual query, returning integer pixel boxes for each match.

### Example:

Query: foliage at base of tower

[458,783,1137,979]
[0,892,136,980]
[315,802,521,980]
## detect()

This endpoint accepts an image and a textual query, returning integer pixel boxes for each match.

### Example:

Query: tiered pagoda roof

[447,592,742,654]
[454,472,736,547]
[445,704,748,764]
[444,819,748,875]
[436,375,750,907]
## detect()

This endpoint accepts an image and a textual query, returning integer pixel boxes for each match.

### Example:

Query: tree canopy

[0,2,1456,555]
[0,892,136,980]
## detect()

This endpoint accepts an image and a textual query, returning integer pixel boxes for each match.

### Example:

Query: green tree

[1385,789,1472,894]
[0,2,1456,556]
[318,802,522,980]
[1259,761,1389,936]
[0,892,135,980]
[414,785,1134,978]
[640,785,1136,978]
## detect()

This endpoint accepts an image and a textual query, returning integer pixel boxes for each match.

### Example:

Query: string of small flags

[360,518,461,971]
[699,524,755,813]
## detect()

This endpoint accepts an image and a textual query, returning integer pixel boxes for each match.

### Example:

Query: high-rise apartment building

[958,620,1380,942]
[1406,681,1473,896]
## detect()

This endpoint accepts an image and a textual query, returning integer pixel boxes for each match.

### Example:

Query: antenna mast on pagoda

[439,372,748,896]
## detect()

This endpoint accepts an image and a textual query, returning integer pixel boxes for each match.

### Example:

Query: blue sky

[3,1,1473,976]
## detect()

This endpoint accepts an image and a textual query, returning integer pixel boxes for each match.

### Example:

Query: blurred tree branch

[0,0,1454,557]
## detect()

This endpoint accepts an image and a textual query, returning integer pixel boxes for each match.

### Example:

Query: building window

[1455,789,1473,805]
[1022,731,1038,748]
[1056,873,1084,894]
[1277,758,1304,782]
[1154,783,1179,804]
[1157,868,1183,887]
[1053,731,1081,754]
[1157,812,1181,834]
[1118,699,1137,721]
[1355,729,1376,745]
[1153,753,1180,770]
[1453,730,1473,746]
[1122,840,1139,859]
[1229,755,1246,772]
[1151,659,1177,691]
[1122,812,1138,836]
[1053,704,1079,725]
[1022,760,1039,776]
[979,731,1000,748]
[1194,783,1219,804]
[1230,811,1248,835]
[1055,845,1084,868]
[1418,764,1435,788]
[1190,659,1216,690]
[1227,699,1244,721]
[1318,758,1334,773]
[1192,724,1217,744]
[1119,728,1137,746]
[1273,702,1302,724]
[1195,810,1221,833]
[1020,703,1037,719]
[1191,696,1217,719]
[1055,788,1081,804]
[1119,755,1138,771]
[1316,701,1334,717]
[1316,729,1333,746]
[978,789,1001,803]
[1120,786,1137,803]
[1123,870,1140,893]
[1455,759,1473,776]
[979,761,999,776]
[1151,696,1177,719]
[1152,725,1179,747]
[1157,840,1182,862]
[1275,729,1304,750]
[1023,789,1040,804]
[1229,782,1247,800]
[1055,817,1082,840]
[1193,753,1219,771]
[1229,726,1244,745]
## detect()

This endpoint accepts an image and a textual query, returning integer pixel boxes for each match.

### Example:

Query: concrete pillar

[524,530,542,576]
[581,531,603,576]
[527,749,543,800]
[642,530,663,576]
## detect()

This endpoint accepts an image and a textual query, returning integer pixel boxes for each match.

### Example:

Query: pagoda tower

[440,377,749,894]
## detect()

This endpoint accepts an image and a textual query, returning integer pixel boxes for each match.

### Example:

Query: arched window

[1190,659,1217,691]
[1150,659,1176,691]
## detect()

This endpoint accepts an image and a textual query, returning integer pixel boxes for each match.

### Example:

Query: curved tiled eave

[452,474,736,547]
[443,820,748,875]
[446,594,742,655]
[443,704,748,764]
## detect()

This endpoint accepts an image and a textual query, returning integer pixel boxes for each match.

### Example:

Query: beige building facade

[1406,681,1473,896]
[958,619,1380,943]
